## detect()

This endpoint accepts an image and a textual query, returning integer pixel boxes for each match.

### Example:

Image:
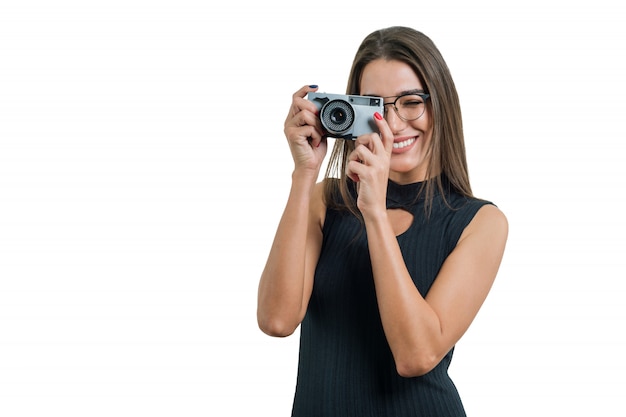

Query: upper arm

[425,204,508,349]
[298,181,326,321]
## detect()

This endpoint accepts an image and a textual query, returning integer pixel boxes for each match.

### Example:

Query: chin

[391,155,424,172]
[390,158,428,181]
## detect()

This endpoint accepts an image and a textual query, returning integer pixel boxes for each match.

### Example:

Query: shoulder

[471,203,508,233]
[459,203,508,247]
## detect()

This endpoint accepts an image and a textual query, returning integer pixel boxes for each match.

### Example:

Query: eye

[399,96,424,107]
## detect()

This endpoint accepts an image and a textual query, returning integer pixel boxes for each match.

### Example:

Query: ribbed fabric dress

[291,177,492,417]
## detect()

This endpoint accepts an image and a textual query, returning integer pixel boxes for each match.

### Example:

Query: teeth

[393,138,416,149]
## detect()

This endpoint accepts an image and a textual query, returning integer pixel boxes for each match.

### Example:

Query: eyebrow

[363,88,427,98]
[382,89,426,99]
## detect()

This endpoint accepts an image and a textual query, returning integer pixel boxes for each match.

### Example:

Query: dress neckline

[386,176,450,210]
[386,179,425,209]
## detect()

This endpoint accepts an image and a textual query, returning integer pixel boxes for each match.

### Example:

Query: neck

[389,166,440,185]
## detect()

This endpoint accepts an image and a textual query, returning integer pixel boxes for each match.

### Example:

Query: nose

[383,105,406,134]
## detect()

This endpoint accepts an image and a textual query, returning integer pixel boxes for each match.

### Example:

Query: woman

[257,26,508,417]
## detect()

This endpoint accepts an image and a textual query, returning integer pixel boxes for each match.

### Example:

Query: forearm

[364,211,443,376]
[257,171,318,336]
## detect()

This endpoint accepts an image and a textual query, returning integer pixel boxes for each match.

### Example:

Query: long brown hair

[323,26,472,217]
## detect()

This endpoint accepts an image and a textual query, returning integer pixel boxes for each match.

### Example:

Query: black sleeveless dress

[291,178,492,417]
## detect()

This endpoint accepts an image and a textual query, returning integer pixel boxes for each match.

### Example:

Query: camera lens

[320,100,354,134]
[330,108,347,124]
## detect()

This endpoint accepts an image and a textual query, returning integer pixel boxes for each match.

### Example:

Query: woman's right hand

[284,85,327,175]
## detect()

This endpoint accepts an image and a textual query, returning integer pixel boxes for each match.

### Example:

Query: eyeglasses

[382,92,430,121]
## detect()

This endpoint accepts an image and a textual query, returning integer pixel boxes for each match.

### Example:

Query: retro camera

[308,92,384,139]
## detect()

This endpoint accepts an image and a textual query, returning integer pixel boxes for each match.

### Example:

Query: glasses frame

[382,92,430,121]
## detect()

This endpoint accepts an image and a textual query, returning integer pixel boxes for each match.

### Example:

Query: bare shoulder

[460,203,508,247]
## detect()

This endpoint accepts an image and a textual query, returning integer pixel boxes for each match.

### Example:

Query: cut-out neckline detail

[387,208,414,236]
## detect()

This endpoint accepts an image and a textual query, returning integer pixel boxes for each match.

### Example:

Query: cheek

[413,115,433,151]
[408,102,432,130]
[411,115,432,136]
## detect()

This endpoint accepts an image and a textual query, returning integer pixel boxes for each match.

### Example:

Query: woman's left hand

[346,112,394,216]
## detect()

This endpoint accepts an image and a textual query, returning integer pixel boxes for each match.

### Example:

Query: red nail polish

[374,112,383,121]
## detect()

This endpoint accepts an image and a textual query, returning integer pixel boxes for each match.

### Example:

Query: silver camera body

[308,92,384,140]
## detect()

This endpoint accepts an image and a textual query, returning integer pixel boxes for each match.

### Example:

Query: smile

[392,137,416,149]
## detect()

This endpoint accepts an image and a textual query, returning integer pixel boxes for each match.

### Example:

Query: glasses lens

[396,95,426,120]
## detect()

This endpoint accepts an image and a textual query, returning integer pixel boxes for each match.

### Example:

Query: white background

[1,1,624,416]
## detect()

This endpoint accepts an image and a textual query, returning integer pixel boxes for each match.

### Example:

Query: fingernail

[374,112,383,120]
[309,85,318,89]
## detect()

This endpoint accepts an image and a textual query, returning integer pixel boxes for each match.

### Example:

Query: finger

[288,85,320,119]
[345,145,370,182]
[348,143,371,165]
[372,111,394,155]
[308,135,327,149]
[346,151,371,182]
[346,159,363,183]
[354,133,375,154]
[285,124,323,146]
[286,107,325,140]
[288,107,317,128]
[293,84,318,100]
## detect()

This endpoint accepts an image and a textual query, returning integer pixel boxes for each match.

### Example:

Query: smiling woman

[257,26,508,417]
[358,59,434,182]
